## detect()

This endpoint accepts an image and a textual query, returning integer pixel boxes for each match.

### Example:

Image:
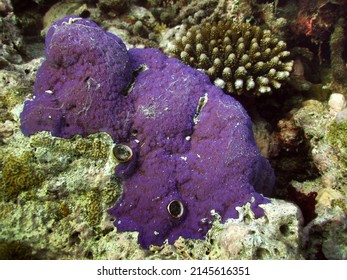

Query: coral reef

[0,0,346,260]
[167,19,293,96]
[20,16,274,249]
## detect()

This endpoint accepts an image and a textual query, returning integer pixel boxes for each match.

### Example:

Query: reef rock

[20,16,275,248]
[286,95,347,259]
[211,199,304,260]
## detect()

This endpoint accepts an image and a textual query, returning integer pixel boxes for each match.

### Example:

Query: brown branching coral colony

[168,19,293,97]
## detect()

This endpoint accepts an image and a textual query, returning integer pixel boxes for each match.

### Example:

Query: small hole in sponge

[167,200,184,219]
[112,144,133,163]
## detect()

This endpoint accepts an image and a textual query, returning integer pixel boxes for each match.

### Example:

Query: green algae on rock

[168,20,293,96]
[0,130,121,259]
[210,199,304,260]
[287,95,347,258]
[327,120,347,168]
[292,98,347,192]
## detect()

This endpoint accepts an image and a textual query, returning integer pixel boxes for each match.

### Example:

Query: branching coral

[168,20,293,96]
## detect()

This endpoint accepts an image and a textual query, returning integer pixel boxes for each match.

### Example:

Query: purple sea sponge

[20,16,275,249]
[20,16,133,141]
[110,48,274,248]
